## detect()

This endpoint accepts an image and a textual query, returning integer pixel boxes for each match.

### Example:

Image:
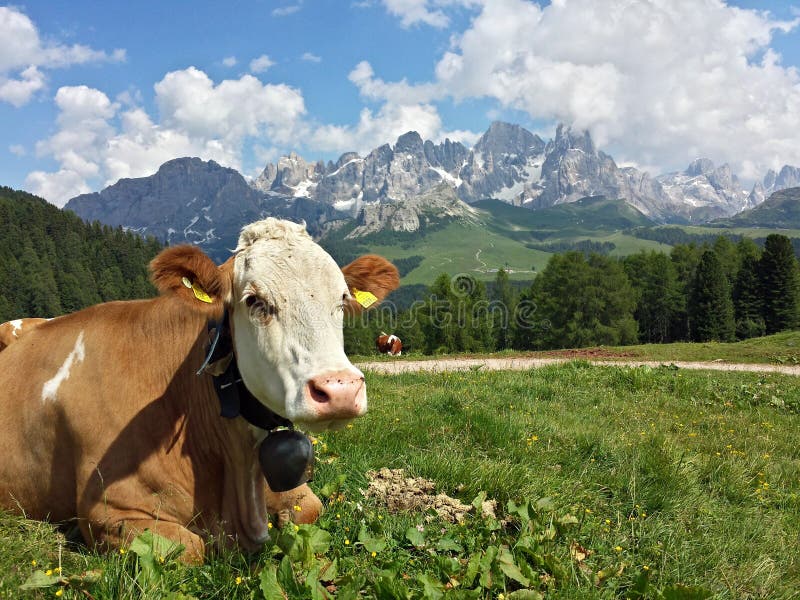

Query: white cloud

[249,54,275,73]
[301,52,322,63]
[311,100,477,155]
[379,0,483,28]
[349,60,441,103]
[28,69,308,206]
[272,4,302,17]
[0,65,45,106]
[8,144,25,156]
[382,0,449,28]
[374,0,800,179]
[0,7,125,106]
[222,56,237,67]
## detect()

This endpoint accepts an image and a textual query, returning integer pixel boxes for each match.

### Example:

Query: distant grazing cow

[376,332,402,355]
[0,317,49,351]
[0,218,399,562]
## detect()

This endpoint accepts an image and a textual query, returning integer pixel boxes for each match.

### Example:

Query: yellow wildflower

[235,576,243,585]
[55,590,63,598]
[371,551,377,557]
[614,546,623,552]
[267,522,273,529]
[31,560,36,566]
[45,569,52,576]
[293,505,302,512]
[345,539,350,545]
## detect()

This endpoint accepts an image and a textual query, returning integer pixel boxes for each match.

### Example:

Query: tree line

[0,187,163,322]
[345,234,800,354]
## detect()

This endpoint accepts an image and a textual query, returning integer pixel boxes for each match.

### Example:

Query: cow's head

[151,218,399,432]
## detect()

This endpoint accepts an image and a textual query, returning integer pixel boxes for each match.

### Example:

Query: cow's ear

[149,245,232,316]
[341,254,400,313]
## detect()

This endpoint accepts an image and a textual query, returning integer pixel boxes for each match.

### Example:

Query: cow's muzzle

[304,368,367,420]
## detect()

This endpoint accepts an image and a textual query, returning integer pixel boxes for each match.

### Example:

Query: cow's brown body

[0,298,315,560]
[376,333,402,355]
[0,317,49,351]
[0,223,399,562]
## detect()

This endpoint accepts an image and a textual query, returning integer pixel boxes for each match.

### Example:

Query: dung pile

[364,468,495,523]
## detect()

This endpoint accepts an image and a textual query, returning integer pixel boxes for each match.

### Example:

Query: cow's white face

[230,219,366,432]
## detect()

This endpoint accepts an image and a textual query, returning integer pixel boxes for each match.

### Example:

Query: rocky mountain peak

[474,121,546,157]
[685,158,716,177]
[395,131,425,154]
[549,123,596,155]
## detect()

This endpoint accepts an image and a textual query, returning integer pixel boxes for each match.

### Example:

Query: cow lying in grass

[0,218,399,562]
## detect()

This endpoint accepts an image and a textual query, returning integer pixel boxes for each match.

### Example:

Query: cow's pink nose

[304,369,367,419]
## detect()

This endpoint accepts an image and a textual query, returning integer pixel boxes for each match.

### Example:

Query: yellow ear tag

[353,288,378,308]
[191,281,213,304]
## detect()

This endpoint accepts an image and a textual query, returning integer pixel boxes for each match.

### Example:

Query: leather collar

[197,310,292,431]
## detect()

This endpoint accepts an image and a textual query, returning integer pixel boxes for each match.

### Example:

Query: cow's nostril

[309,381,331,403]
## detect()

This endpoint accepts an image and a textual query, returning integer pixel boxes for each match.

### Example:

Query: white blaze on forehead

[9,319,23,338]
[41,331,86,403]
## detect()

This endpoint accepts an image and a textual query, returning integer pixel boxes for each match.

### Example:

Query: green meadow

[2,363,798,599]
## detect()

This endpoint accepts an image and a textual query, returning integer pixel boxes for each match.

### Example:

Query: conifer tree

[490,268,516,350]
[758,234,800,334]
[688,250,735,342]
[732,239,764,339]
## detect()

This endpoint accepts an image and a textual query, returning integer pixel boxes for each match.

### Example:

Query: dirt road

[358,356,800,376]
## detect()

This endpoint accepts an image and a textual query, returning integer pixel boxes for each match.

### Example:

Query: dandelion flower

[267,522,273,529]
[55,590,63,598]
[235,576,243,585]
[31,560,36,566]
[614,546,623,552]
[371,551,377,557]
[345,539,350,545]
[45,569,53,576]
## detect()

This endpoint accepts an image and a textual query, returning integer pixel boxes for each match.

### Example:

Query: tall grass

[1,364,798,598]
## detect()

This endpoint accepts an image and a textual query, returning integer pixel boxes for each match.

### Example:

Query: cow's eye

[245,295,276,323]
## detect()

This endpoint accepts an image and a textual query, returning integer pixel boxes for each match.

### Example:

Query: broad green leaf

[358,525,388,552]
[304,526,332,555]
[405,526,426,547]
[471,491,487,511]
[19,570,64,589]
[479,546,498,589]
[497,547,530,586]
[259,564,287,600]
[277,556,300,596]
[318,558,338,583]
[418,573,445,600]
[463,552,482,588]
[535,497,554,512]
[507,591,544,600]
[67,569,103,586]
[436,537,464,553]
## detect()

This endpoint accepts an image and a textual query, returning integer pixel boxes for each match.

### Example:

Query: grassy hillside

[2,364,798,598]
[324,197,672,285]
[325,194,800,287]
[0,187,164,321]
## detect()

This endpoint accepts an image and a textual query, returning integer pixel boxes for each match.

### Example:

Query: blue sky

[1,0,799,205]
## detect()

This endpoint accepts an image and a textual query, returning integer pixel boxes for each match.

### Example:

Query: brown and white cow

[0,317,49,351]
[376,332,402,355]
[0,218,399,562]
